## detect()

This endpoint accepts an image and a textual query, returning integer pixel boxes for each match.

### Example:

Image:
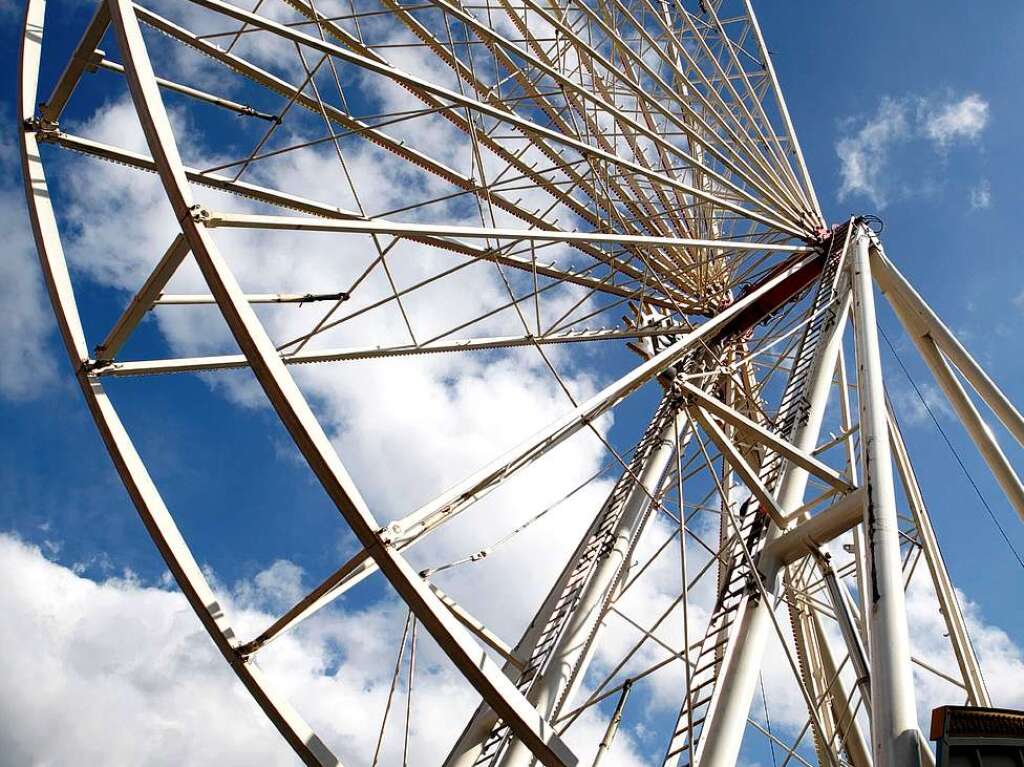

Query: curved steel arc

[19,2,340,764]
[105,0,579,763]
[22,0,1021,765]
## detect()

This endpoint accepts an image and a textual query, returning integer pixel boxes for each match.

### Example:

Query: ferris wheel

[17,0,1024,765]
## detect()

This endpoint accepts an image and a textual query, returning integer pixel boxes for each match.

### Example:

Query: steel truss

[18,0,1024,765]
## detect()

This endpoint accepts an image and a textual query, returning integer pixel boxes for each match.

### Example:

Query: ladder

[661,232,849,767]
[474,389,687,765]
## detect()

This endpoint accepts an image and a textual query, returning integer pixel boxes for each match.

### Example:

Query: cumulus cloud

[836,93,990,208]
[836,96,912,208]
[7,527,1021,766]
[16,62,642,760]
[0,534,649,766]
[921,94,989,148]
[7,7,1019,764]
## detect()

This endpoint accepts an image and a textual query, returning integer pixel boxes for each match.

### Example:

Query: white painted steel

[104,0,577,762]
[849,226,920,767]
[872,247,1024,450]
[497,411,688,767]
[886,304,1024,525]
[887,412,992,707]
[19,0,1023,760]
[690,288,854,767]
[19,2,341,763]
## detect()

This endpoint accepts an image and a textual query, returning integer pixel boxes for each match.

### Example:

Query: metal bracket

[188,204,211,224]
[23,115,60,137]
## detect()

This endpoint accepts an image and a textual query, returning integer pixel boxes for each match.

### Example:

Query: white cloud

[0,533,649,766]
[836,96,911,208]
[969,179,992,209]
[0,131,59,400]
[905,567,1024,717]
[7,17,1019,765]
[888,377,955,427]
[26,85,644,761]
[836,93,990,208]
[921,94,990,148]
[8,527,1019,766]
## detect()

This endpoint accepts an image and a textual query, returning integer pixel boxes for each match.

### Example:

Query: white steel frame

[18,0,1024,765]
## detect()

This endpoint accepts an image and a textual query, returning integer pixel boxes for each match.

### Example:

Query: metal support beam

[740,0,823,224]
[426,582,525,671]
[680,381,853,493]
[20,3,339,764]
[887,409,992,706]
[104,0,575,762]
[908,333,1024,524]
[180,0,808,237]
[759,488,866,568]
[872,247,1024,450]
[691,404,789,526]
[691,276,855,767]
[849,226,920,767]
[592,680,633,767]
[96,234,190,360]
[815,554,871,708]
[205,211,813,255]
[496,408,688,767]
[388,253,823,548]
[444,484,620,767]
[47,131,679,310]
[97,58,278,120]
[40,0,110,122]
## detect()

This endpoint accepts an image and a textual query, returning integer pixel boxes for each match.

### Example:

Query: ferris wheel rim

[16,0,840,761]
[21,0,1011,765]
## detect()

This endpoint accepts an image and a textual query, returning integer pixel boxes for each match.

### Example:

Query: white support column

[907,334,1024,524]
[850,227,920,767]
[872,248,1024,450]
[693,290,854,767]
[497,410,688,767]
[887,411,991,707]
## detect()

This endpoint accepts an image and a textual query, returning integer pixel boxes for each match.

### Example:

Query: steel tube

[20,2,340,763]
[692,287,854,767]
[205,212,814,254]
[849,227,919,767]
[886,411,992,706]
[497,411,687,767]
[872,247,1024,450]
[105,0,576,762]
[904,332,1024,524]
[680,382,853,492]
[759,488,866,568]
[593,680,632,767]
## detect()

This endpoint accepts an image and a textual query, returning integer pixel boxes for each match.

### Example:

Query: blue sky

[1,0,1023,765]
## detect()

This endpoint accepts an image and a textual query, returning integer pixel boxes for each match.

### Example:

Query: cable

[880,325,1024,572]
[760,672,779,767]
[858,213,884,235]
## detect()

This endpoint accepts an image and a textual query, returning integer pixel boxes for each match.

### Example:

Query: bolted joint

[297,291,351,306]
[377,521,403,547]
[236,638,263,659]
[188,204,211,224]
[667,382,697,413]
[79,358,114,375]
[23,115,60,137]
